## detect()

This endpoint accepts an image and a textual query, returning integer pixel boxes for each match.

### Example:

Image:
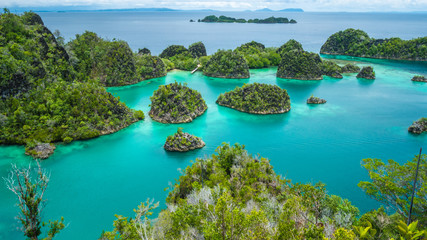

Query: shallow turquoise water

[0,57,426,239]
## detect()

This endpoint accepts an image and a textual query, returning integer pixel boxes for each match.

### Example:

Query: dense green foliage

[234,41,281,68]
[135,54,166,80]
[216,83,291,114]
[277,39,304,56]
[0,80,143,146]
[149,82,207,123]
[277,40,361,80]
[164,127,205,152]
[0,10,144,158]
[321,28,427,60]
[158,45,198,71]
[101,143,427,239]
[277,49,323,80]
[203,50,250,78]
[358,154,427,227]
[67,31,139,86]
[0,10,74,98]
[248,16,297,24]
[159,45,189,58]
[188,41,207,58]
[138,47,151,55]
[200,15,297,24]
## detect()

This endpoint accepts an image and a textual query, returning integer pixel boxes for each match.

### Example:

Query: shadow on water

[216,104,291,126]
[357,78,375,87]
[276,77,322,98]
[203,76,250,89]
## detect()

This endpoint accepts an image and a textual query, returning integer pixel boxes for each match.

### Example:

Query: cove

[0,57,426,239]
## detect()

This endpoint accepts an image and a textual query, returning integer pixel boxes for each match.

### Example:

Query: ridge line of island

[190,15,297,23]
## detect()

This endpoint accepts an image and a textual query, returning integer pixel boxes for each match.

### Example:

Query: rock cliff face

[164,128,205,152]
[203,50,250,78]
[408,118,427,134]
[321,28,427,61]
[356,66,375,79]
[307,96,327,104]
[149,82,207,123]
[216,83,291,114]
[411,75,426,82]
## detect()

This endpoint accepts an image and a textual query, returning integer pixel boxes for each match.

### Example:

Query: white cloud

[2,0,427,11]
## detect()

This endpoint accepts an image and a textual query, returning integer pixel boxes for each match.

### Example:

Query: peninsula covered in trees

[149,82,207,123]
[321,28,427,61]
[0,10,144,158]
[199,15,297,24]
[216,83,291,114]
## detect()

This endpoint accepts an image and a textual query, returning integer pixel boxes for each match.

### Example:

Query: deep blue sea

[0,11,426,240]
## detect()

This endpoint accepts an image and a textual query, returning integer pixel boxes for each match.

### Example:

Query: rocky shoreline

[408,118,427,134]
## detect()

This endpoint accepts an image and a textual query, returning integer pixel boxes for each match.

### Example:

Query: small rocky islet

[307,96,327,104]
[149,82,207,123]
[408,118,427,134]
[216,83,291,114]
[411,75,426,82]
[356,66,376,79]
[164,128,205,152]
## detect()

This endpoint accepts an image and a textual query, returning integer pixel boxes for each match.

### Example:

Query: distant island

[199,15,297,24]
[321,28,427,61]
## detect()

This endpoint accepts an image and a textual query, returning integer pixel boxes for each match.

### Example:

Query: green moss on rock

[203,50,250,78]
[164,128,205,152]
[149,82,207,123]
[216,83,291,114]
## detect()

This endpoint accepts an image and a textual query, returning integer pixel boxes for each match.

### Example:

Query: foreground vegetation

[216,83,291,114]
[0,10,144,158]
[321,28,427,61]
[149,82,207,123]
[100,143,427,239]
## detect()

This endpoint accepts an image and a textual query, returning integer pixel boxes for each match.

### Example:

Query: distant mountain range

[7,6,303,13]
[255,8,304,12]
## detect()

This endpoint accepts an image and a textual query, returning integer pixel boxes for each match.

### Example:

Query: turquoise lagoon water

[0,56,426,239]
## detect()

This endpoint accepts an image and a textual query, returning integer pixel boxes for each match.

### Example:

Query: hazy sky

[3,0,427,12]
